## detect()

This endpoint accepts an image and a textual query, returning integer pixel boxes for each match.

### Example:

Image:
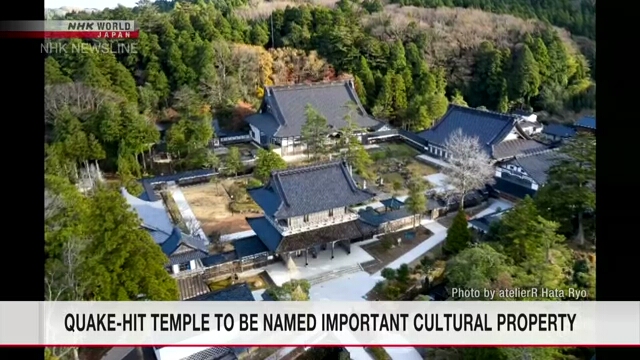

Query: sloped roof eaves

[576,116,596,130]
[492,139,550,160]
[246,216,283,252]
[247,187,281,217]
[168,250,209,265]
[542,124,576,137]
[514,150,561,185]
[245,112,280,138]
[276,220,365,252]
[233,236,270,258]
[417,105,517,148]
[271,162,376,219]
[267,82,380,138]
[358,208,413,226]
[161,227,209,256]
[188,283,255,301]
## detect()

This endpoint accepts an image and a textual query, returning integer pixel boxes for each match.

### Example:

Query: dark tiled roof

[417,105,517,149]
[233,236,270,259]
[575,116,596,130]
[469,208,509,233]
[253,161,375,219]
[358,207,413,227]
[139,169,216,201]
[212,119,247,138]
[512,149,561,185]
[491,139,550,160]
[161,227,209,258]
[246,187,281,216]
[188,283,255,301]
[200,251,236,267]
[246,217,283,252]
[542,124,576,138]
[254,81,380,138]
[244,112,280,140]
[492,177,537,199]
[427,196,448,211]
[177,274,210,300]
[277,220,366,252]
[168,250,209,265]
[381,197,404,209]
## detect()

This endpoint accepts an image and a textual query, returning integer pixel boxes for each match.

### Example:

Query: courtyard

[367,142,438,195]
[360,227,433,274]
[181,179,262,237]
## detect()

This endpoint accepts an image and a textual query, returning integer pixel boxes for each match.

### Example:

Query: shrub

[381,268,396,281]
[246,178,263,188]
[380,236,394,250]
[396,264,410,283]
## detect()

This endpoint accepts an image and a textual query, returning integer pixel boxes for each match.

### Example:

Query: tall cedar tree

[80,187,180,300]
[444,209,473,254]
[301,104,329,160]
[340,102,374,180]
[254,147,287,183]
[535,133,596,245]
[405,180,427,228]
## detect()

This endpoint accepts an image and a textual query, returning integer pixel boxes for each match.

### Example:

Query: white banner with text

[0,301,638,346]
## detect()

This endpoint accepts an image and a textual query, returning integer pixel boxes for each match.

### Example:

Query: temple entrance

[280,239,352,270]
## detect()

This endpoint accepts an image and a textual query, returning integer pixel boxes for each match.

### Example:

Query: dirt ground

[361,227,433,274]
[181,181,261,236]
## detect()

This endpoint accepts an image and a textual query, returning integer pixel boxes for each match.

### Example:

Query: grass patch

[224,180,262,213]
[365,347,392,360]
[207,273,271,292]
[407,160,438,177]
[207,278,233,291]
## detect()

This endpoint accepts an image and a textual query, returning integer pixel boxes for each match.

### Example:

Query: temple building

[244,80,381,156]
[121,188,209,276]
[417,104,550,162]
[245,161,377,268]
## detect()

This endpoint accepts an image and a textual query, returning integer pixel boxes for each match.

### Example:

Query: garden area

[181,178,263,236]
[366,253,447,301]
[207,271,273,291]
[361,227,433,274]
[368,142,438,194]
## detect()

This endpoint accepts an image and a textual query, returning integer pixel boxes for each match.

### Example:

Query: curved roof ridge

[266,80,352,91]
[449,104,517,121]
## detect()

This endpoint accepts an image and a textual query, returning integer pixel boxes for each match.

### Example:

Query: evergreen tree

[444,210,473,254]
[223,146,244,177]
[510,44,541,102]
[301,104,330,159]
[404,180,427,228]
[254,147,287,183]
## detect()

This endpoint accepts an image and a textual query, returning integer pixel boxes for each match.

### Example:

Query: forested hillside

[46,0,594,179]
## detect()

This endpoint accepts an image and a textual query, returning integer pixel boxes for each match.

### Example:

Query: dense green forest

[46,0,594,180]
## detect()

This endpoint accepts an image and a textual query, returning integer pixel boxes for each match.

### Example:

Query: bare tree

[45,82,123,124]
[442,129,495,209]
[45,236,88,360]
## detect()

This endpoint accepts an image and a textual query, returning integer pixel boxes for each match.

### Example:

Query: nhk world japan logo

[0,20,139,39]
